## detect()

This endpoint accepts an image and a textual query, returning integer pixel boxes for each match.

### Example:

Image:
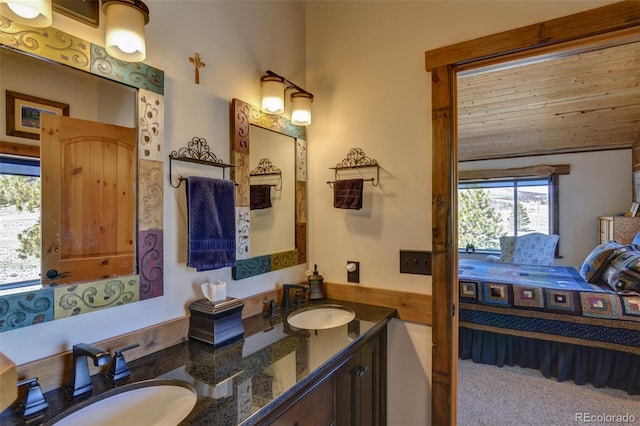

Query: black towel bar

[169,137,236,188]
[326,177,375,189]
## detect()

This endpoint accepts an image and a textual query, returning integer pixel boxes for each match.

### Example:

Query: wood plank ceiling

[457,41,640,162]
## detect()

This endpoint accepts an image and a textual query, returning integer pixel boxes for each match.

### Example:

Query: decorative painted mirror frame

[0,17,165,332]
[231,98,307,280]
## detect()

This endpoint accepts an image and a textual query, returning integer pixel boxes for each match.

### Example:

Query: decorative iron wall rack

[327,147,380,187]
[250,158,282,191]
[169,137,235,188]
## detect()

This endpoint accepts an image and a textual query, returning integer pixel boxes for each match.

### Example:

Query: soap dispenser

[308,264,325,300]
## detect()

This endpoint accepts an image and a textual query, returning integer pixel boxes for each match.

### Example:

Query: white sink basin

[47,379,197,426]
[287,304,356,330]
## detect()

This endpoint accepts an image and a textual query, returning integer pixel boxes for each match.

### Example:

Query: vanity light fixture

[102,0,149,62]
[260,70,314,126]
[260,74,286,114]
[0,0,52,27]
[290,91,313,126]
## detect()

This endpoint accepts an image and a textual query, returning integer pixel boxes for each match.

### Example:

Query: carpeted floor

[457,358,640,426]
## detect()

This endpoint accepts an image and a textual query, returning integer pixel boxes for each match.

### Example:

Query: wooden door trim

[425,1,640,71]
[425,2,640,424]
[430,64,458,426]
[0,141,40,158]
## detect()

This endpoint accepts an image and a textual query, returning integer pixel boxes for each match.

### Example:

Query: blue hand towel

[186,177,236,271]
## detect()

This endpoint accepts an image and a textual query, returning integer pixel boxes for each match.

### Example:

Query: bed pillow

[601,250,640,293]
[579,241,623,282]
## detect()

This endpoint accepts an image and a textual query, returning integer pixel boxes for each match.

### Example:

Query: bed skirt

[459,326,640,395]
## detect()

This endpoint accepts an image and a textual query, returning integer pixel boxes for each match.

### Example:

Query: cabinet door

[335,351,360,425]
[358,333,384,426]
[335,330,386,426]
[272,375,335,426]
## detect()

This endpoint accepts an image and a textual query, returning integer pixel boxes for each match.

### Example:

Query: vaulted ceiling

[457,41,640,162]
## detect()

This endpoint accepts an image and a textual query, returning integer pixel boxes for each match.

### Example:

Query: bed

[458,258,640,394]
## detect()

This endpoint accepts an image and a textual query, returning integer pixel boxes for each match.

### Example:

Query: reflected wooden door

[41,115,136,284]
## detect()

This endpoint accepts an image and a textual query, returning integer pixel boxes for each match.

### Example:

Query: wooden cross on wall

[189,52,206,84]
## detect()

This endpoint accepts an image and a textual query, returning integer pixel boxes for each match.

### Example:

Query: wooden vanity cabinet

[265,324,387,426]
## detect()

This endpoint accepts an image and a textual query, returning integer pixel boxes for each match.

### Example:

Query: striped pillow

[579,241,622,282]
[602,250,640,293]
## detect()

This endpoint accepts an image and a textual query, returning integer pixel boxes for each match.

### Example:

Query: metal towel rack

[327,147,380,188]
[250,158,282,191]
[169,137,235,188]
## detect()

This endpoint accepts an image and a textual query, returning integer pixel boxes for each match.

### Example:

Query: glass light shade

[261,76,285,114]
[0,0,52,27]
[104,2,147,62]
[291,92,313,126]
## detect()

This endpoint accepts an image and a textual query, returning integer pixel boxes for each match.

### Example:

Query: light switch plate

[399,250,432,275]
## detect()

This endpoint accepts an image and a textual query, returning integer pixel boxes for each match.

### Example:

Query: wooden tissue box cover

[0,352,17,412]
[188,298,244,348]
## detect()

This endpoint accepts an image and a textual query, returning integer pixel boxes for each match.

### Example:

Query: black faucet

[281,284,310,311]
[263,298,280,317]
[17,377,48,418]
[107,343,140,383]
[68,343,111,397]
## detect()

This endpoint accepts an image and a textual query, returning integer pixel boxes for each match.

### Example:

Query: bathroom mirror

[231,98,307,280]
[248,126,295,257]
[2,46,137,286]
[0,18,165,331]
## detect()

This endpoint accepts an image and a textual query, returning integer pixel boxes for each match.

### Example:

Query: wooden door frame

[425,2,640,424]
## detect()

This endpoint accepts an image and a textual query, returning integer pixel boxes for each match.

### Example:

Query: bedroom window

[0,155,41,289]
[458,177,554,252]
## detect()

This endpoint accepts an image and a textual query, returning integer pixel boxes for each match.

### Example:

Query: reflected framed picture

[53,0,100,28]
[635,171,640,203]
[6,91,70,140]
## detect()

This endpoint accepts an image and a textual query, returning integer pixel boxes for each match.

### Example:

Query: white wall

[1,1,309,364]
[249,127,296,257]
[304,1,618,424]
[459,149,632,267]
[0,51,135,138]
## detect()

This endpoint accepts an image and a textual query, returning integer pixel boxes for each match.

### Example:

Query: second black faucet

[281,284,310,311]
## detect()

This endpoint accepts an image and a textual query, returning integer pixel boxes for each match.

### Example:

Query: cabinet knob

[356,365,369,377]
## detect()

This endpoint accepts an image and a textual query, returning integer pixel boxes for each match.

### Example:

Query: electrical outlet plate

[399,250,432,275]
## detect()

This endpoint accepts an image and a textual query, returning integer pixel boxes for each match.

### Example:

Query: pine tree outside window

[458,178,552,252]
[0,156,41,289]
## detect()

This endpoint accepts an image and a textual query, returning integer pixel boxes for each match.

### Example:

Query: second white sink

[287,304,356,330]
[46,379,197,426]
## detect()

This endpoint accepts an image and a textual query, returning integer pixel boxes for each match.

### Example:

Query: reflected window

[0,155,41,287]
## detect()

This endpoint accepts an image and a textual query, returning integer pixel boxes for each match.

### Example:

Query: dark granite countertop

[1,298,395,426]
